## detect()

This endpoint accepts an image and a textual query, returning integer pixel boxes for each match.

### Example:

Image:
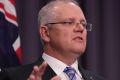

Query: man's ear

[39,26,50,42]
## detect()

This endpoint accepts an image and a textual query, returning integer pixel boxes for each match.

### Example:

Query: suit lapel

[43,65,56,80]
[78,64,95,80]
[35,57,56,80]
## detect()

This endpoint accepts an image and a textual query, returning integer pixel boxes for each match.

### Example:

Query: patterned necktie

[63,67,76,80]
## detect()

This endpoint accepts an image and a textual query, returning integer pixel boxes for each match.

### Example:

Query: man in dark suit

[1,0,105,80]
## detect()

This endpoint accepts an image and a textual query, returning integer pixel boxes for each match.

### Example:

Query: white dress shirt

[42,53,83,80]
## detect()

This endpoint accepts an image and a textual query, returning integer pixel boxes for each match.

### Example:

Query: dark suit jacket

[0,58,105,80]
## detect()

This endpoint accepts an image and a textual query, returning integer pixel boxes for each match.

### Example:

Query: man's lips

[73,36,83,41]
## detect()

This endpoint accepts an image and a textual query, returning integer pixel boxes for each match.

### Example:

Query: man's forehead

[52,4,85,21]
[52,2,82,15]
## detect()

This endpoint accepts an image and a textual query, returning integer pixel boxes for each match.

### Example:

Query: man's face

[41,3,87,57]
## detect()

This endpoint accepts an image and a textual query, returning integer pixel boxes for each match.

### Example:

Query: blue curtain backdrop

[15,0,120,80]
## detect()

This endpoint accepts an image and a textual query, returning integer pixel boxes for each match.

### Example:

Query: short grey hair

[38,0,79,46]
[38,0,79,28]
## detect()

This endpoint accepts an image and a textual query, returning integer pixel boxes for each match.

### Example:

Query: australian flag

[0,0,21,69]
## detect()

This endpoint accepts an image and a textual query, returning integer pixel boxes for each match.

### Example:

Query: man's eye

[82,23,86,27]
[81,22,87,28]
[62,22,74,25]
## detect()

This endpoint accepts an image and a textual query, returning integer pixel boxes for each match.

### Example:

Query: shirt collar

[71,60,81,76]
[42,53,80,76]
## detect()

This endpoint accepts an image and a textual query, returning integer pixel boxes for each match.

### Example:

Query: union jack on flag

[0,0,21,68]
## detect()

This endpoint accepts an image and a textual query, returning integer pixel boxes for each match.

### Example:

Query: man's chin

[76,49,86,54]
[72,49,85,56]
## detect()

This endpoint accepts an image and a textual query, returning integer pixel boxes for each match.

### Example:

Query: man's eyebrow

[63,17,75,21]
[62,18,86,22]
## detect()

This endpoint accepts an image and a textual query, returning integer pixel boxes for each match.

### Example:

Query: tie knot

[64,67,76,73]
[64,67,76,80]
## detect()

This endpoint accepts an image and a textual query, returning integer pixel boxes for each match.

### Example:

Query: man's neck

[44,49,79,66]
